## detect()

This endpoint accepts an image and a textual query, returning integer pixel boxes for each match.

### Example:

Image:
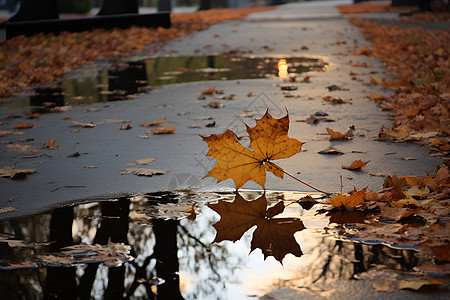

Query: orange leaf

[139,118,166,126]
[371,92,385,100]
[201,87,216,95]
[328,189,366,209]
[342,159,369,170]
[201,111,303,189]
[12,121,34,129]
[148,126,176,135]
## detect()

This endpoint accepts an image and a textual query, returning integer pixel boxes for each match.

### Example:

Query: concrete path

[0,0,444,220]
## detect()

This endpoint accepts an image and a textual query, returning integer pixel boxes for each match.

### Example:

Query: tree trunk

[391,0,419,6]
[9,0,59,21]
[98,0,139,15]
[198,0,211,10]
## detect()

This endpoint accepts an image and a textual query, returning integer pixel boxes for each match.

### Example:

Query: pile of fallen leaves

[335,1,416,14]
[348,12,450,155]
[326,166,450,262]
[0,7,273,98]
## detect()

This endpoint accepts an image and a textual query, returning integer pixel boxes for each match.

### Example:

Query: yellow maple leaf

[201,111,303,189]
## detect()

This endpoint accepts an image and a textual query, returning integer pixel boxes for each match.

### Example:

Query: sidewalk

[0,0,444,220]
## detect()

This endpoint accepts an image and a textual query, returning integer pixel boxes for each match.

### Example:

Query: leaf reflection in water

[208,193,305,263]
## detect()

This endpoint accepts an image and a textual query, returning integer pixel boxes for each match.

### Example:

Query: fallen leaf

[318,146,344,154]
[326,127,354,140]
[0,164,36,179]
[0,260,38,270]
[67,152,80,157]
[139,118,166,126]
[342,160,369,170]
[215,94,235,100]
[208,193,305,262]
[378,203,420,221]
[192,116,214,120]
[323,96,350,104]
[201,111,303,189]
[369,74,383,84]
[204,101,224,108]
[69,121,96,128]
[147,126,176,135]
[328,189,366,209]
[397,278,444,291]
[12,121,34,129]
[401,175,425,187]
[120,168,168,176]
[43,138,59,149]
[201,87,216,95]
[5,144,38,152]
[0,130,15,137]
[371,92,385,100]
[120,124,132,130]
[0,206,18,213]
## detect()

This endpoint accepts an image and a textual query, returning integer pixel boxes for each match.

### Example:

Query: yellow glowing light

[278,59,288,79]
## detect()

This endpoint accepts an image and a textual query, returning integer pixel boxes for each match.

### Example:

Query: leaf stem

[268,161,331,195]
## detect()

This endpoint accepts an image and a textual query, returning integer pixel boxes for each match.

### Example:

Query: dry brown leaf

[67,152,80,157]
[43,138,59,149]
[0,206,18,214]
[369,74,383,84]
[5,144,38,152]
[397,278,444,291]
[147,126,176,135]
[326,127,353,140]
[69,121,96,128]
[0,164,36,179]
[342,160,369,170]
[318,146,344,155]
[323,96,350,104]
[378,203,420,221]
[139,118,166,126]
[328,189,366,209]
[120,168,168,176]
[12,121,34,129]
[371,92,385,100]
[201,87,216,95]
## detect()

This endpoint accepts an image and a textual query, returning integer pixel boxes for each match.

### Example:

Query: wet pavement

[0,0,444,219]
[0,1,448,299]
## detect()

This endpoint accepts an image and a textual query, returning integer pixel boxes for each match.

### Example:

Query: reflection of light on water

[278,59,288,80]
[240,202,329,296]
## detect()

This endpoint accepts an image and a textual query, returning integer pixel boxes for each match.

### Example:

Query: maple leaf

[208,193,305,262]
[328,188,366,209]
[202,111,303,189]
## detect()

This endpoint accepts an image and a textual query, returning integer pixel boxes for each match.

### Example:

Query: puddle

[0,190,435,299]
[0,55,326,115]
